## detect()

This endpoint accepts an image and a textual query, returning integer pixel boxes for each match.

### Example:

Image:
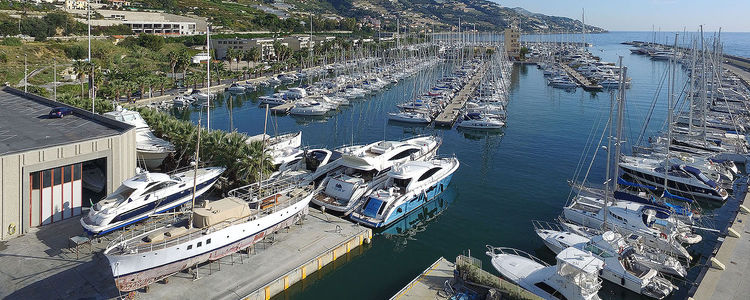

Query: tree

[214,61,226,86]
[72,60,89,99]
[137,34,165,52]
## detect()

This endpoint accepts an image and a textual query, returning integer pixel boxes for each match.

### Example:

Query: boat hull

[107,195,312,292]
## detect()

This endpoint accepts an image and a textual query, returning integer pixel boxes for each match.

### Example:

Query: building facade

[0,87,136,240]
[504,26,520,60]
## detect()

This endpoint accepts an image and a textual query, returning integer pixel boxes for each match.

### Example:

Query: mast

[206,25,211,131]
[260,104,269,196]
[700,26,707,144]
[687,39,697,135]
[188,119,202,229]
[663,34,678,195]
[603,89,615,230]
[613,57,626,193]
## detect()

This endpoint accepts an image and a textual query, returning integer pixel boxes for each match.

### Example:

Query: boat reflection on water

[457,127,504,141]
[378,186,457,250]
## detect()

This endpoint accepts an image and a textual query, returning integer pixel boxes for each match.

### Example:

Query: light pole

[23,54,27,94]
[88,0,94,112]
[53,58,57,101]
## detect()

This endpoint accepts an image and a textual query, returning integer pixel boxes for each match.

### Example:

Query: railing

[455,254,542,300]
[531,219,564,233]
[485,246,550,267]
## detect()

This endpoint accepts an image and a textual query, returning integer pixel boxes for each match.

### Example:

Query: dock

[690,189,750,300]
[433,64,487,127]
[391,255,541,300]
[559,63,603,91]
[0,209,371,299]
[270,101,296,113]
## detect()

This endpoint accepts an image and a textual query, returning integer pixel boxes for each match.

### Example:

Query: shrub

[0,37,22,46]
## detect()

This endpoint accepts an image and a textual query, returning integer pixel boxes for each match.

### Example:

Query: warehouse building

[0,87,136,240]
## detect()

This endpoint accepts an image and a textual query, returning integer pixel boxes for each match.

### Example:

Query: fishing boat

[81,166,226,235]
[103,108,175,169]
[534,224,687,278]
[103,178,313,292]
[350,156,459,228]
[311,136,442,215]
[486,246,604,300]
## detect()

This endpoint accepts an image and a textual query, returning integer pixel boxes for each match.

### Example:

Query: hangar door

[29,163,83,227]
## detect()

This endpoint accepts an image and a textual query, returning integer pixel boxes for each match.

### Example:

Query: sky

[493,0,749,32]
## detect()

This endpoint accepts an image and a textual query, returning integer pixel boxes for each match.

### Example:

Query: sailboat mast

[188,119,202,229]
[603,89,615,229]
[206,25,211,131]
[613,57,626,193]
[663,34,678,194]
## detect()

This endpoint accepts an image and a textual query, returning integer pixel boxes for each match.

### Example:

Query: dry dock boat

[103,178,313,292]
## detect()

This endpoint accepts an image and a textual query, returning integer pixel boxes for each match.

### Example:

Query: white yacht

[486,246,604,300]
[172,95,195,107]
[226,83,246,93]
[289,99,329,116]
[104,108,175,169]
[187,89,214,102]
[311,136,442,215]
[562,195,697,259]
[259,93,288,106]
[456,112,505,129]
[246,131,303,165]
[350,156,459,228]
[619,156,729,202]
[536,230,675,299]
[103,179,313,292]
[284,87,307,99]
[388,111,432,124]
[81,166,225,235]
[535,226,687,278]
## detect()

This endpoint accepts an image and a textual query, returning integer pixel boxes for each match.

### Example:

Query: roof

[556,247,603,274]
[0,86,134,156]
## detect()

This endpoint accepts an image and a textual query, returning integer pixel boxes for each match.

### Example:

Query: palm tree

[156,76,169,96]
[168,50,180,80]
[214,61,226,86]
[178,50,191,88]
[72,60,89,99]
[108,78,125,102]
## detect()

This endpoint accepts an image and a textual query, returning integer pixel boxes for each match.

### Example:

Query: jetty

[559,63,603,91]
[391,255,541,300]
[433,64,487,127]
[0,209,371,299]
[689,187,750,300]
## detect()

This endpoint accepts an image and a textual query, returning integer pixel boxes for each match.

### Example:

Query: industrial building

[0,87,136,240]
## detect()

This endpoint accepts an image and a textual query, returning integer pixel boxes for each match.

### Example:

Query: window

[53,167,62,185]
[206,239,211,244]
[42,170,52,188]
[389,148,420,161]
[418,168,442,182]
[63,166,72,183]
[197,242,202,247]
[187,245,192,250]
[31,173,40,190]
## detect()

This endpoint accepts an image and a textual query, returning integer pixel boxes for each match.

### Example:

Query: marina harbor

[1,1,750,299]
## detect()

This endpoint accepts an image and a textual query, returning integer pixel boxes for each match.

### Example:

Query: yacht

[289,99,329,116]
[388,111,432,124]
[188,89,214,102]
[562,195,697,259]
[103,108,175,169]
[259,93,288,106]
[103,179,313,292]
[619,156,729,202]
[350,157,459,228]
[456,112,505,129]
[81,166,225,235]
[284,87,307,99]
[226,83,246,93]
[536,229,676,299]
[246,131,303,165]
[535,226,687,278]
[172,95,195,107]
[548,77,578,89]
[486,246,604,300]
[311,136,442,215]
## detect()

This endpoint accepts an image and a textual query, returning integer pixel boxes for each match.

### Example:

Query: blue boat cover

[662,190,694,203]
[682,165,718,188]
[362,198,383,218]
[618,177,657,190]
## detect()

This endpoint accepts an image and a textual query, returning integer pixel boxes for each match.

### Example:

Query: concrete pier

[390,257,455,299]
[559,64,603,91]
[433,64,487,127]
[691,190,750,300]
[0,209,370,299]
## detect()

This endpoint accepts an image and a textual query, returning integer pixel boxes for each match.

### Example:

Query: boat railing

[485,245,550,267]
[165,161,213,176]
[109,186,313,254]
[227,176,303,199]
[531,219,564,233]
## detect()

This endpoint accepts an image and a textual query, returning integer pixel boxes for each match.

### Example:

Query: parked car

[49,107,73,118]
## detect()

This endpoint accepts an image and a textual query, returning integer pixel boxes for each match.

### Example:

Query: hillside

[285,0,606,33]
